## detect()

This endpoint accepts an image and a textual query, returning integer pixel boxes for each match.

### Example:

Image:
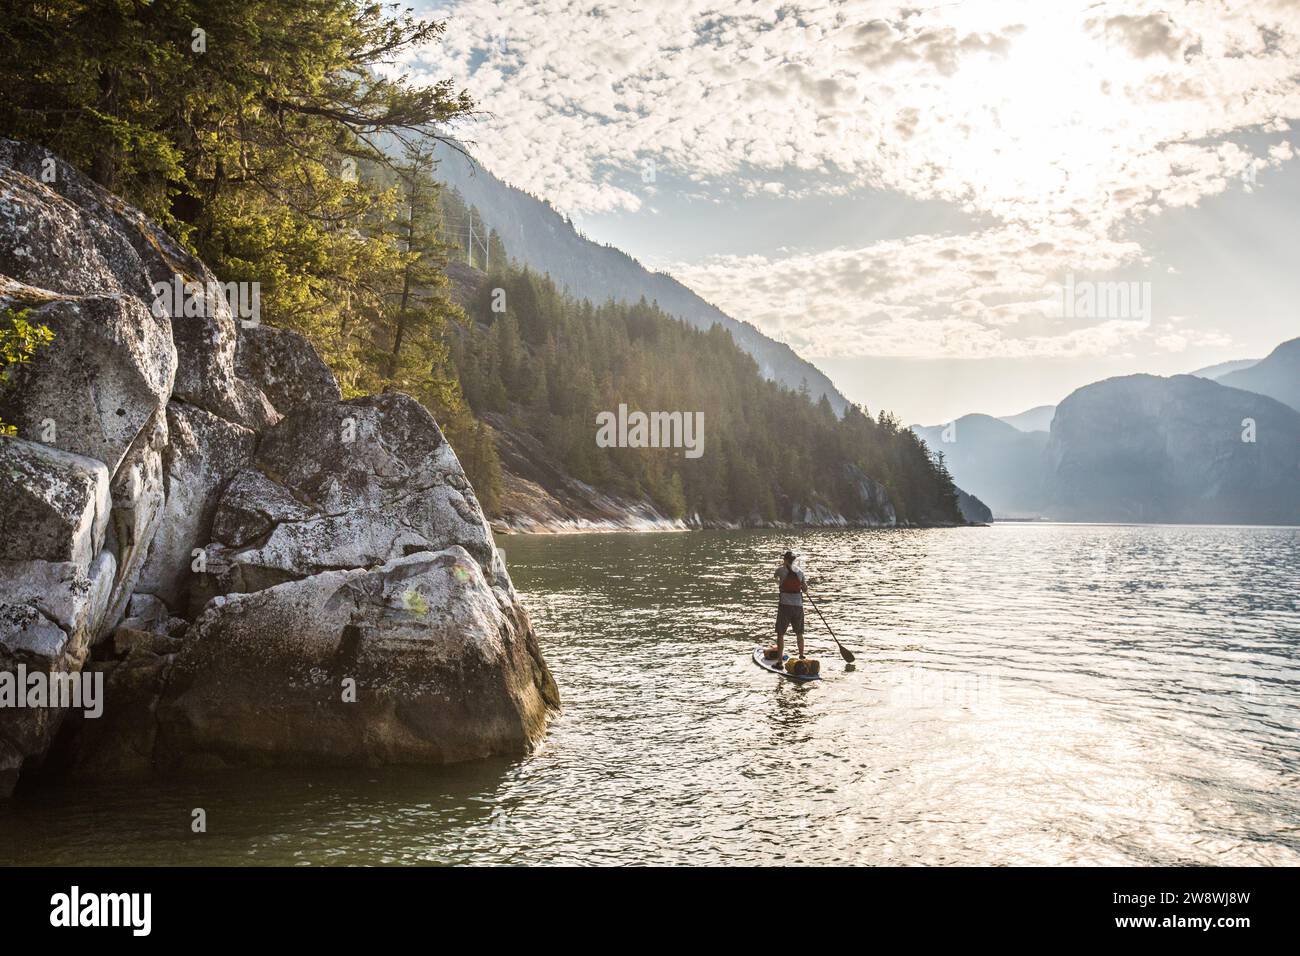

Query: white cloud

[403,0,1300,358]
[669,223,1167,358]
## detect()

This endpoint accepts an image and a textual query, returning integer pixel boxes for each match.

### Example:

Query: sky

[403,0,1300,424]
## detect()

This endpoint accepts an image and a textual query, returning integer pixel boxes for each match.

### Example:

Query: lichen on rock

[0,139,557,796]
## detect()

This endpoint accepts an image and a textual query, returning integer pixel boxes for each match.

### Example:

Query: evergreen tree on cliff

[452,264,966,526]
[0,0,472,362]
[0,0,499,489]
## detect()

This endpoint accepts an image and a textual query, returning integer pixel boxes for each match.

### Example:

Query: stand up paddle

[806,593,855,663]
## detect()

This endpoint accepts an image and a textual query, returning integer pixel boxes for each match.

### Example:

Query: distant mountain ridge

[998,404,1056,433]
[1190,358,1259,380]
[1047,374,1300,523]
[912,367,1300,524]
[911,414,1050,518]
[431,143,849,413]
[1217,337,1300,412]
[980,353,1274,438]
[908,337,1300,522]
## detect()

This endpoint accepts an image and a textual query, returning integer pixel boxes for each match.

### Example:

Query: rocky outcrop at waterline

[0,139,558,796]
[955,488,993,525]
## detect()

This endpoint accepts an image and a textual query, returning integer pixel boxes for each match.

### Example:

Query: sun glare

[923,8,1157,221]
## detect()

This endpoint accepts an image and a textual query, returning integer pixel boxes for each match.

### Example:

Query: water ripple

[2,524,1297,865]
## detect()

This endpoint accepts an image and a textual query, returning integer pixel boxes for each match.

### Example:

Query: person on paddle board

[773,550,808,663]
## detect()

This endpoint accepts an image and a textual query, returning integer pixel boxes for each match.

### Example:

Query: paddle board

[752,646,821,682]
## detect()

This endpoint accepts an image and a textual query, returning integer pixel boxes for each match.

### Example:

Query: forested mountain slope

[431,144,850,414]
[444,261,966,529]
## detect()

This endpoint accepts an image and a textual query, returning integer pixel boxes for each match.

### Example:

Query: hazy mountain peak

[1189,358,1259,380]
[998,404,1056,433]
[1217,337,1300,412]
[1047,370,1300,523]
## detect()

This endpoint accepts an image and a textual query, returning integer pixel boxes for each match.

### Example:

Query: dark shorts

[776,603,804,637]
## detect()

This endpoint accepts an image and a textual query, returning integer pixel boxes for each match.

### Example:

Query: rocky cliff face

[0,140,557,796]
[955,489,993,525]
[915,370,1300,524]
[1046,374,1300,524]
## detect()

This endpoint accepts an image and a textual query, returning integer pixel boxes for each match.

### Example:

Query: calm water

[3,524,1298,865]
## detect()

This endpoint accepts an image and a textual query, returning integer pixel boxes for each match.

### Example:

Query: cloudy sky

[405,0,1300,424]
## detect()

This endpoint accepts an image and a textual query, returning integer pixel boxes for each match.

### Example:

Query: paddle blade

[837,642,855,664]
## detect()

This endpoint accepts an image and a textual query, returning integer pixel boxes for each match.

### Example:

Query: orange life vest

[779,568,802,594]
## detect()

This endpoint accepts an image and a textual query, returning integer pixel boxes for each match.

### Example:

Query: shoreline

[491,518,1300,535]
[491,517,980,534]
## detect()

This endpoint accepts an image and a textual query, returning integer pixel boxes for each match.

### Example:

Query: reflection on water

[2,524,1298,865]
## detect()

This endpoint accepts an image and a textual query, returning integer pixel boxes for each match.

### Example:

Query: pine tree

[0,0,475,365]
[439,262,964,525]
